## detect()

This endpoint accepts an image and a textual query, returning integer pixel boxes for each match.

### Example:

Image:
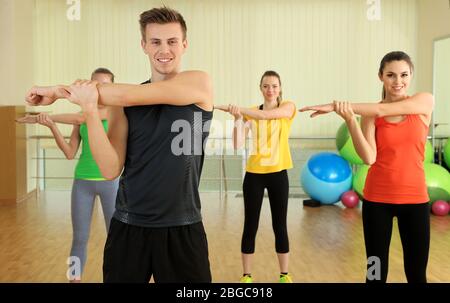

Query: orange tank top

[363,114,429,204]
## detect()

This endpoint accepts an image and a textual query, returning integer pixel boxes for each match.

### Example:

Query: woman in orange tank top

[300,51,434,283]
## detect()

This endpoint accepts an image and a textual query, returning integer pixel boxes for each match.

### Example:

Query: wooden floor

[1,191,450,283]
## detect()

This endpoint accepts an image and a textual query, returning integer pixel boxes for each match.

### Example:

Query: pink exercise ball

[431,200,450,216]
[341,190,360,208]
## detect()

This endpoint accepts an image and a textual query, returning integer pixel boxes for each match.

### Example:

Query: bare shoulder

[412,92,433,99]
[177,70,212,87]
[184,70,212,93]
[178,70,210,78]
[410,93,434,125]
[280,101,296,118]
[281,100,296,108]
[179,70,213,111]
[411,92,434,106]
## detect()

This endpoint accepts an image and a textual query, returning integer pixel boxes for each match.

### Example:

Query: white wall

[417,0,450,93]
[32,0,419,139]
[0,0,35,106]
[433,37,450,137]
[11,0,440,190]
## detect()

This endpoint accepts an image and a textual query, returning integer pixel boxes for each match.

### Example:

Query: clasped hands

[299,101,355,122]
[25,80,100,113]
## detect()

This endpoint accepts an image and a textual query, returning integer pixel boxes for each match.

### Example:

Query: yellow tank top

[245,101,296,174]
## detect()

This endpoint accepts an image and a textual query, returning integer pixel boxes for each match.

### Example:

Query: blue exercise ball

[301,152,353,204]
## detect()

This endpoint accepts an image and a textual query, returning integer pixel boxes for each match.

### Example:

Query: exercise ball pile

[301,152,352,204]
[336,122,364,165]
[301,131,449,214]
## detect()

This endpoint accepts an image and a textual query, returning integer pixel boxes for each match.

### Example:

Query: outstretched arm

[50,110,109,125]
[348,93,434,117]
[17,111,108,126]
[216,102,296,120]
[96,70,213,109]
[239,102,295,120]
[300,93,434,118]
[25,85,70,106]
[26,113,81,160]
[26,71,214,110]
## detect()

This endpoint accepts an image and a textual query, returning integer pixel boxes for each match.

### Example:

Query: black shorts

[103,218,212,283]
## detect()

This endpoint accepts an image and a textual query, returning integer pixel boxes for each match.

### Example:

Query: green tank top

[74,120,108,180]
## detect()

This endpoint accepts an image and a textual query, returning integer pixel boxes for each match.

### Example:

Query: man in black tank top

[25,7,214,283]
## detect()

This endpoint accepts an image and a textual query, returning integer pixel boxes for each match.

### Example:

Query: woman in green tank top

[17,68,119,282]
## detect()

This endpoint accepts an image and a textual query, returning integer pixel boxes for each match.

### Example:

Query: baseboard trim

[0,190,37,205]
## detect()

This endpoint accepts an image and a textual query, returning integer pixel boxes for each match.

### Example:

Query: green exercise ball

[424,140,433,163]
[424,163,450,202]
[444,139,450,168]
[337,123,432,164]
[352,164,370,198]
[336,122,364,165]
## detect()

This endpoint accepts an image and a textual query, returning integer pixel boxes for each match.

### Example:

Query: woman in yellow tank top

[216,71,296,283]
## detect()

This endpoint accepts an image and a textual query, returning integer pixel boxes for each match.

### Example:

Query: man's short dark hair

[139,6,187,41]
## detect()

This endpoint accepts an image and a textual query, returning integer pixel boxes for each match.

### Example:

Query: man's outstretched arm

[97,70,213,110]
[26,71,213,111]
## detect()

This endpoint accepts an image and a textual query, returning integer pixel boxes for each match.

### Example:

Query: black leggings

[362,200,430,283]
[241,170,289,254]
